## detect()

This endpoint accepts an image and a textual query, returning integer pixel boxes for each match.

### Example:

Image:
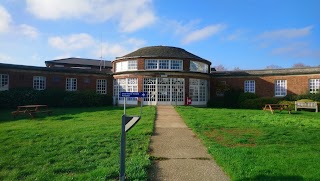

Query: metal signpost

[119,92,147,181]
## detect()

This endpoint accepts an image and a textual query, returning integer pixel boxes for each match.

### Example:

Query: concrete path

[148,106,230,181]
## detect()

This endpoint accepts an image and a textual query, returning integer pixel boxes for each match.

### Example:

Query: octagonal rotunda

[112,46,211,106]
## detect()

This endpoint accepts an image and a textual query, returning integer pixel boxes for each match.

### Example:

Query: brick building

[1,46,319,106]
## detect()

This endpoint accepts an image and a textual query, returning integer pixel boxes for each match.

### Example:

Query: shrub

[223,89,243,108]
[278,100,295,110]
[240,97,280,109]
[0,88,113,108]
[238,92,259,103]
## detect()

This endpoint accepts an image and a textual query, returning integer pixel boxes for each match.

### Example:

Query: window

[309,79,320,94]
[114,78,138,102]
[171,60,183,70]
[145,59,183,70]
[96,79,107,94]
[33,76,46,90]
[128,60,137,70]
[244,80,255,93]
[190,61,208,73]
[66,78,77,91]
[0,74,9,91]
[216,81,227,96]
[115,60,137,72]
[275,80,287,96]
[189,78,208,103]
[145,60,158,69]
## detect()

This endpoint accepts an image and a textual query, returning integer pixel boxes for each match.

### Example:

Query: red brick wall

[1,68,113,96]
[211,74,320,97]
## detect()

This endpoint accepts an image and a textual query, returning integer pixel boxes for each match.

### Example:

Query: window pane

[244,80,255,93]
[145,60,158,69]
[0,74,9,91]
[190,61,208,73]
[275,80,286,96]
[309,79,320,94]
[33,76,46,90]
[171,60,183,70]
[159,60,169,69]
[96,79,107,94]
[66,78,77,91]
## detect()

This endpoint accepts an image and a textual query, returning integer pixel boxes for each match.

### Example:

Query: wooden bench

[295,101,318,112]
[263,104,291,114]
[11,105,52,118]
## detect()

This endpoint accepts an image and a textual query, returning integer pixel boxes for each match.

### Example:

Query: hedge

[207,89,320,109]
[0,88,113,108]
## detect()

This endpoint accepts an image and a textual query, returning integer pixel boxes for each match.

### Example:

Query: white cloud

[93,38,146,59]
[48,33,95,51]
[126,38,146,47]
[26,0,91,20]
[271,42,320,58]
[19,24,39,38]
[0,5,12,33]
[26,0,156,32]
[225,29,247,41]
[257,26,313,40]
[182,24,226,44]
[0,53,14,63]
[166,19,201,35]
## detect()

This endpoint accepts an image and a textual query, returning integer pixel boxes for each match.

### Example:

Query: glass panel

[159,60,169,69]
[0,74,9,91]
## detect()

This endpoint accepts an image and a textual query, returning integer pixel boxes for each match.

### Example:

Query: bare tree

[292,63,310,68]
[214,64,227,71]
[265,64,282,69]
[233,67,241,71]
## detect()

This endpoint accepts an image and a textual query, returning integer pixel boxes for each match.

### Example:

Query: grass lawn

[176,107,320,181]
[0,106,156,180]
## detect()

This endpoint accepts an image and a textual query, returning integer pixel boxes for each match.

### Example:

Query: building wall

[0,67,113,96]
[211,74,320,97]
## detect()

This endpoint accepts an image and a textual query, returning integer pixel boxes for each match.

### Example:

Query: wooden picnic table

[11,105,52,118]
[263,104,291,114]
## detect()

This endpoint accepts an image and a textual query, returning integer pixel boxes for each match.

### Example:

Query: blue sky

[0,0,319,70]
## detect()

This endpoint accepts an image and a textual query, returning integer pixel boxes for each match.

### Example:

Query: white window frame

[275,80,287,97]
[0,74,9,91]
[309,79,320,94]
[127,60,137,70]
[96,79,107,94]
[171,60,183,70]
[115,60,138,72]
[113,78,138,104]
[145,59,183,70]
[189,78,208,105]
[190,61,208,73]
[66,78,77,91]
[244,80,255,93]
[33,76,46,90]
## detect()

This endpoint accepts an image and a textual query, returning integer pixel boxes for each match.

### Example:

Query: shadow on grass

[0,106,132,123]
[236,175,304,181]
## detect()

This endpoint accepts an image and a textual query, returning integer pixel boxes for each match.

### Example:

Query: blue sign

[120,92,148,97]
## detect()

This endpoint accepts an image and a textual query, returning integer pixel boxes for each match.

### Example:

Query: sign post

[119,92,147,181]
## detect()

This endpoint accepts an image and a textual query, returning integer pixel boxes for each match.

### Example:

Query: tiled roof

[45,58,112,68]
[118,46,208,62]
[0,63,111,74]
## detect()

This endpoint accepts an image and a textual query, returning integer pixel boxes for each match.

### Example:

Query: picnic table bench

[263,104,291,114]
[11,105,52,118]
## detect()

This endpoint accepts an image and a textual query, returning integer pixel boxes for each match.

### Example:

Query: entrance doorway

[143,78,184,105]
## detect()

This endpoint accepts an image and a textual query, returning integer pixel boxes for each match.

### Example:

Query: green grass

[0,106,156,181]
[175,107,320,181]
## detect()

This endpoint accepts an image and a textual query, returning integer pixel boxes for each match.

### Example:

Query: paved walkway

[148,106,230,181]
